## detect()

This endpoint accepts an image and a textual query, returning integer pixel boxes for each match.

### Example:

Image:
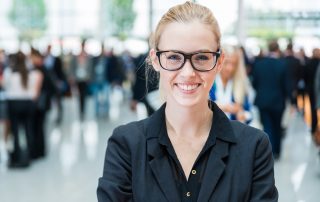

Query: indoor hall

[0,97,319,202]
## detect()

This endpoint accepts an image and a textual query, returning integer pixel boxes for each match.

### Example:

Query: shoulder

[109,119,148,146]
[30,69,43,78]
[230,121,269,147]
[229,121,273,168]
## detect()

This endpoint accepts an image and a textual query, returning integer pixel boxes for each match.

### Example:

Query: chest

[169,136,207,179]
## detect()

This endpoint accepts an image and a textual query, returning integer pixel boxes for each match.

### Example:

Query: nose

[180,59,195,76]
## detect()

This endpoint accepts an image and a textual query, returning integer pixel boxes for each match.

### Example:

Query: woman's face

[150,21,223,108]
[220,53,238,81]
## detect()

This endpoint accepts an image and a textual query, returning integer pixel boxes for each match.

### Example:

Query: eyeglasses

[155,49,220,72]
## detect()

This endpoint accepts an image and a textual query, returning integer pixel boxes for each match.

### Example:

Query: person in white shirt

[2,51,42,168]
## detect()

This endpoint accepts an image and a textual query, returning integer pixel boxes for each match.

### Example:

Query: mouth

[175,83,201,92]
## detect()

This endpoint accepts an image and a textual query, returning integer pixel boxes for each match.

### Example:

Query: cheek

[159,71,172,88]
[202,72,216,89]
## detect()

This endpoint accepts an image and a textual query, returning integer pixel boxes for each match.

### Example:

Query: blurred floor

[0,97,319,202]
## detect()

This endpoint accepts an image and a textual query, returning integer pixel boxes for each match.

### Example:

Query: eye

[166,53,183,61]
[194,53,210,61]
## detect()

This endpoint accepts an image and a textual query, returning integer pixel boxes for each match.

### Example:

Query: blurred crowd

[0,39,156,168]
[0,39,319,169]
[210,41,320,160]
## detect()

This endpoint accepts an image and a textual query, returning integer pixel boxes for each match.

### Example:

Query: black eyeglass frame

[155,49,221,72]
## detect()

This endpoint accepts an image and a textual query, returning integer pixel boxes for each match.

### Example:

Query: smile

[176,83,200,91]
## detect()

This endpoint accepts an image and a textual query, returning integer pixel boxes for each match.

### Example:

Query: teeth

[178,84,198,91]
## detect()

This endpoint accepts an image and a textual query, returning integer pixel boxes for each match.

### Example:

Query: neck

[165,101,213,138]
[221,76,229,88]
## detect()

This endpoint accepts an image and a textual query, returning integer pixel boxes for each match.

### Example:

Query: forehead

[158,21,218,52]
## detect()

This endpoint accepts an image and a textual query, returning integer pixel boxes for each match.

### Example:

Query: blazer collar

[145,101,237,143]
[145,101,237,201]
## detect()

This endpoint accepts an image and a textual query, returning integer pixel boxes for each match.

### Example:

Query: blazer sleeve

[97,127,133,202]
[250,133,278,201]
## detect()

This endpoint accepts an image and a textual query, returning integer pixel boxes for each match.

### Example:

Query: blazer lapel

[197,102,237,202]
[148,143,180,202]
[145,104,180,202]
[197,140,230,202]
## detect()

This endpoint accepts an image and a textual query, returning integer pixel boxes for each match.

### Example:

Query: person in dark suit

[71,40,92,120]
[30,49,56,159]
[44,45,68,124]
[252,41,291,159]
[106,48,125,87]
[305,48,320,136]
[131,52,159,116]
[97,2,278,201]
[284,43,304,110]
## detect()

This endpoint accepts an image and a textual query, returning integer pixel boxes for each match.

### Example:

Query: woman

[3,51,42,167]
[209,46,253,123]
[97,2,278,201]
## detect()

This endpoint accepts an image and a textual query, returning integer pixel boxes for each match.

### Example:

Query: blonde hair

[149,1,221,49]
[222,46,250,104]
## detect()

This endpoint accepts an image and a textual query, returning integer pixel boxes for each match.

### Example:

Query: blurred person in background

[44,44,68,124]
[2,51,42,167]
[30,49,56,159]
[97,2,278,201]
[0,49,7,75]
[284,42,304,113]
[297,48,309,66]
[209,45,253,123]
[91,43,109,117]
[240,46,253,76]
[296,48,309,109]
[0,49,9,143]
[314,60,320,146]
[105,48,126,120]
[305,48,320,137]
[106,48,125,87]
[120,49,136,87]
[251,40,291,160]
[71,40,93,120]
[61,50,74,98]
[131,51,159,116]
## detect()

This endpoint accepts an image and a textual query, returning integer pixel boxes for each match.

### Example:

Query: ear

[149,48,160,72]
[214,51,225,74]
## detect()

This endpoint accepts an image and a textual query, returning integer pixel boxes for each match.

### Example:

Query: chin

[172,96,203,108]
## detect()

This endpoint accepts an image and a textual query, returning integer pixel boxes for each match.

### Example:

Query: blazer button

[186,192,191,197]
[191,170,197,175]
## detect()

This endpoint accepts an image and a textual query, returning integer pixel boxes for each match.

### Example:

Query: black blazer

[97,103,278,202]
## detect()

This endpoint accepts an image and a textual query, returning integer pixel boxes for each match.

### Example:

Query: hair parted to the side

[149,1,221,50]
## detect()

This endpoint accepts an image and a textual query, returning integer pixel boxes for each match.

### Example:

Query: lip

[175,83,201,93]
